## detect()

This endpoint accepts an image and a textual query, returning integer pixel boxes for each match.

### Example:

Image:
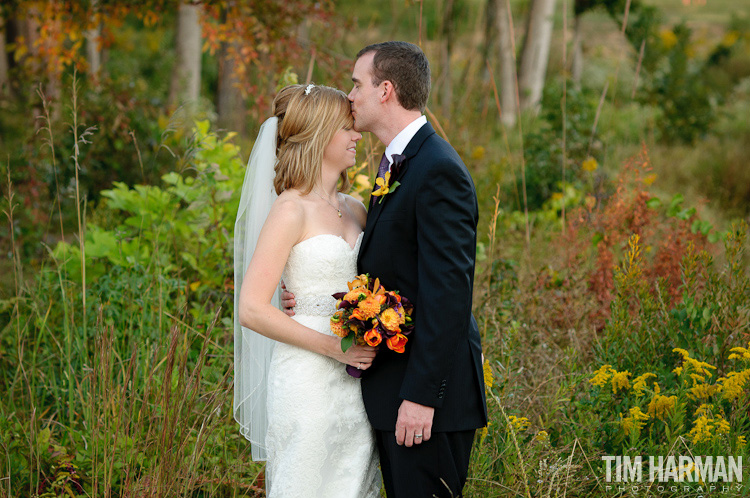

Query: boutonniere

[371,154,406,204]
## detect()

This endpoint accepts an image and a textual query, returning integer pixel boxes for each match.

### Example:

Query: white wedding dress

[264,231,381,497]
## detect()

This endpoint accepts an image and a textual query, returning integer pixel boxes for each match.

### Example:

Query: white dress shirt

[383,115,427,169]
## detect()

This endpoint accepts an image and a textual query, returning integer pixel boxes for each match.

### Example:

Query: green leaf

[340,335,353,352]
[646,197,662,209]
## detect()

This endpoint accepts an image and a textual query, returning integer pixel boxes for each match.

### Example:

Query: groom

[286,41,487,497]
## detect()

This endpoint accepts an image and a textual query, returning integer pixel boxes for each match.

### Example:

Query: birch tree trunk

[498,0,518,126]
[168,2,202,110]
[0,14,8,95]
[85,0,101,87]
[517,0,557,112]
[571,13,583,89]
[439,0,456,118]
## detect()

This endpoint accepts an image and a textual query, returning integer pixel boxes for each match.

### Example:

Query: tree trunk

[498,0,517,126]
[0,14,8,95]
[517,0,557,112]
[481,0,498,82]
[439,0,456,118]
[571,13,583,89]
[168,2,202,110]
[216,40,245,134]
[85,0,101,88]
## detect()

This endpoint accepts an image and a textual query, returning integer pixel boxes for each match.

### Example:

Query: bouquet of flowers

[330,274,414,377]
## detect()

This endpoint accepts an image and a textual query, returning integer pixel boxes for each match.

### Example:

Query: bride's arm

[238,196,375,368]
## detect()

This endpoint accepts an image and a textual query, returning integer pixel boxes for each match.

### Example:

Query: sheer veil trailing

[233,117,280,461]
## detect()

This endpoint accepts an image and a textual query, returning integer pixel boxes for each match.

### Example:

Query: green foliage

[52,119,244,301]
[516,86,601,210]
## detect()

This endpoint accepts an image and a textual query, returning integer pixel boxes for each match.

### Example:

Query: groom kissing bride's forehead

[348,41,488,498]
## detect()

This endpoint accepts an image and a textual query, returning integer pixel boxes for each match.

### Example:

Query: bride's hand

[335,343,378,370]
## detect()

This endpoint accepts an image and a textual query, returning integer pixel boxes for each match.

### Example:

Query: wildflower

[660,29,678,49]
[632,373,657,397]
[689,415,713,444]
[647,394,677,421]
[673,348,716,381]
[728,342,750,361]
[508,415,530,433]
[611,370,631,394]
[590,365,614,387]
[480,423,490,444]
[582,157,598,172]
[738,435,747,449]
[533,431,549,443]
[621,406,649,433]
[717,369,750,402]
[483,359,494,397]
[689,382,720,401]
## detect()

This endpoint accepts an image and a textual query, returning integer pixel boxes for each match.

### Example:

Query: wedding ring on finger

[414,434,423,439]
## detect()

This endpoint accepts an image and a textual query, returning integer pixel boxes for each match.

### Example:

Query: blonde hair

[272,84,354,195]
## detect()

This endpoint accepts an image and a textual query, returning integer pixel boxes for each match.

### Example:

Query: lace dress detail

[265,232,380,498]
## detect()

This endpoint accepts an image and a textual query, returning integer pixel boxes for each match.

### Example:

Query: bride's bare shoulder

[267,190,306,229]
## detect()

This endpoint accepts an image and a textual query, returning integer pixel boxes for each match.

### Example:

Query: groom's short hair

[357,41,430,113]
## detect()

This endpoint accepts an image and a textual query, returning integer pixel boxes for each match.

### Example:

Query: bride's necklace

[312,188,342,218]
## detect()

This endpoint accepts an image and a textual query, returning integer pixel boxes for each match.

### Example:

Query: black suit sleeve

[399,156,478,408]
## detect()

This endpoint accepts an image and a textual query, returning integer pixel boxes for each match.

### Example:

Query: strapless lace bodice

[282,232,363,318]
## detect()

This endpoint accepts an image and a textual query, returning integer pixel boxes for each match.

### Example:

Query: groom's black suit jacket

[358,122,488,432]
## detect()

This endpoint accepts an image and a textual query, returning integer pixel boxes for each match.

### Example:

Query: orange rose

[386,333,408,353]
[364,329,382,347]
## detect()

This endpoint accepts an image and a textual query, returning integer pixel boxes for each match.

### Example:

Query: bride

[233,84,381,497]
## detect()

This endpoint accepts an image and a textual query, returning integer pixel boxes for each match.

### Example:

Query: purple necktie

[377,153,390,180]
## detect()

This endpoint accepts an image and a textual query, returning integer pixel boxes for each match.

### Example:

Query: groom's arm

[399,153,478,413]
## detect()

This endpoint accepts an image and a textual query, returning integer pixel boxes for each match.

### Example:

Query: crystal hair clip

[304,84,314,95]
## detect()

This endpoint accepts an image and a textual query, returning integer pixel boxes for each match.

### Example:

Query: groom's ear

[380,80,395,103]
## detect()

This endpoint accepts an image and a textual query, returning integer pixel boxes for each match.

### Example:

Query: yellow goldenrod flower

[689,415,713,444]
[718,369,750,402]
[673,366,683,376]
[621,406,649,433]
[590,365,615,387]
[715,415,730,435]
[508,415,531,433]
[689,382,720,401]
[738,435,747,449]
[728,342,750,361]
[660,29,678,49]
[633,373,657,397]
[695,403,714,417]
[480,423,490,444]
[483,359,494,396]
[611,370,631,394]
[647,394,677,421]
[533,430,549,443]
[582,157,598,172]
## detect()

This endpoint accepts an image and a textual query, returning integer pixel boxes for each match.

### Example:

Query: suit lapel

[360,123,437,259]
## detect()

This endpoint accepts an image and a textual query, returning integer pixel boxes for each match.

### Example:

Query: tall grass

[0,80,262,498]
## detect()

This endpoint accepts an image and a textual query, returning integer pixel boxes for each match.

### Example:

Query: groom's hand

[280,282,296,317]
[395,400,434,447]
